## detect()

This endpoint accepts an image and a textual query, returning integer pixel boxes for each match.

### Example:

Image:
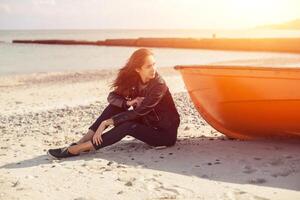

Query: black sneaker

[47,147,79,159]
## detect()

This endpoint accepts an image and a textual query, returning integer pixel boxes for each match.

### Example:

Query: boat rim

[174,65,300,71]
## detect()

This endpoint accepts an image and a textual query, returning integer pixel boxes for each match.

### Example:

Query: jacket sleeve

[107,91,130,109]
[112,80,167,126]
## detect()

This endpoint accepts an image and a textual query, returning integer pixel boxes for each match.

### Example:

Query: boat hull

[175,65,300,140]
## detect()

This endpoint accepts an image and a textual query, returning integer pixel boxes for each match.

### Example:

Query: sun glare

[186,0,298,29]
[227,0,290,27]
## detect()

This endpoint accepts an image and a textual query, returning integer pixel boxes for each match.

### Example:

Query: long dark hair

[111,48,153,97]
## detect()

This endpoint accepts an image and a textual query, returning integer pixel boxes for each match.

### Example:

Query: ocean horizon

[1,29,300,76]
[1,29,300,42]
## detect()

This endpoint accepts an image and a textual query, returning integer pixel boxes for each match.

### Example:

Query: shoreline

[0,67,184,117]
[0,67,180,87]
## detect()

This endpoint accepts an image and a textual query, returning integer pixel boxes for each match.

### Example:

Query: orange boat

[174,65,300,140]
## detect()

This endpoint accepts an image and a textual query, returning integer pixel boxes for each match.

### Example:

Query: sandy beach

[0,67,299,200]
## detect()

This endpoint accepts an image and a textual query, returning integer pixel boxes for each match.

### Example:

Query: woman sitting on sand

[47,48,180,159]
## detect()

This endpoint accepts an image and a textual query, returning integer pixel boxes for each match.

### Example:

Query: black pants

[89,104,178,150]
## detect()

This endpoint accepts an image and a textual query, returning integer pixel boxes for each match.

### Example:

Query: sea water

[0,29,300,76]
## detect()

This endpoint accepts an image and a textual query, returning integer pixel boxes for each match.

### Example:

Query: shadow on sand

[1,137,300,191]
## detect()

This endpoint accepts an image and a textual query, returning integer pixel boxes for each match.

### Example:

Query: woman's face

[136,55,156,83]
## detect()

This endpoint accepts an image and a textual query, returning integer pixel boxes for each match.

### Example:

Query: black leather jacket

[108,73,180,130]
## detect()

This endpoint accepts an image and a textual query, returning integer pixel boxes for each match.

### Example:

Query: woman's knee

[101,104,125,117]
[89,104,125,131]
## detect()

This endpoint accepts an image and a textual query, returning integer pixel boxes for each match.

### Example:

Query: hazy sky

[0,0,299,30]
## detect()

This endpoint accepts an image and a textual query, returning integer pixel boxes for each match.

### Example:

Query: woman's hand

[126,97,145,107]
[93,123,105,146]
[92,119,114,146]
